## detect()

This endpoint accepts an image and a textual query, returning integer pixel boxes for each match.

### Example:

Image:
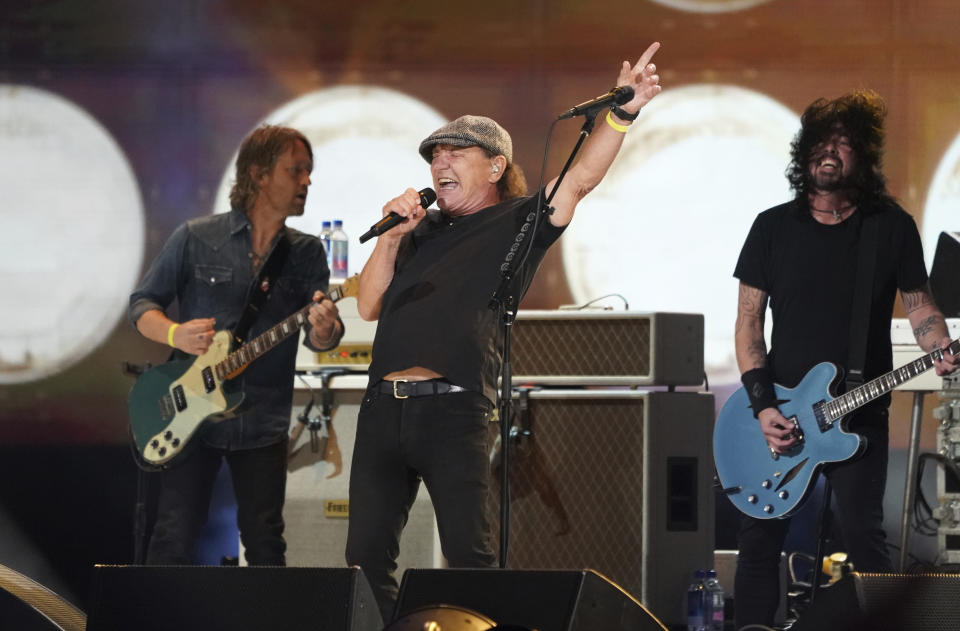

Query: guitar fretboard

[213,282,352,381]
[824,339,960,421]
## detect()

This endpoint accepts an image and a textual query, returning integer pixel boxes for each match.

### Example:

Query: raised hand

[616,42,662,114]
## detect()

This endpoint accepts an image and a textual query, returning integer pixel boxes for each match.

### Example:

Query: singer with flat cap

[346,42,662,621]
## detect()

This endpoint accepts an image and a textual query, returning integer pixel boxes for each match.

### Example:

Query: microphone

[358,188,437,244]
[557,85,635,120]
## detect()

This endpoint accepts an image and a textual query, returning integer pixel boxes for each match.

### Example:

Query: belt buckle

[392,379,409,400]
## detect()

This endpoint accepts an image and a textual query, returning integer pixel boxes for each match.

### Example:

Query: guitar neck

[216,305,313,380]
[825,338,960,420]
[213,276,359,381]
[327,283,349,302]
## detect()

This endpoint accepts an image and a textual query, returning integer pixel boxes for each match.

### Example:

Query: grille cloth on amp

[486,390,715,627]
[513,317,652,377]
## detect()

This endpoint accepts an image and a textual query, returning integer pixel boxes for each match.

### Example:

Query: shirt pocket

[195,264,234,288]
[188,264,237,320]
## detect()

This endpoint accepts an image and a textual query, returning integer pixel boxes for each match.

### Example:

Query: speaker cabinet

[793,572,960,631]
[395,568,667,631]
[488,390,715,627]
[86,565,382,631]
[0,564,85,631]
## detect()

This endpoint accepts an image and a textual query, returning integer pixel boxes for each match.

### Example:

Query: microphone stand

[121,360,155,565]
[488,108,600,568]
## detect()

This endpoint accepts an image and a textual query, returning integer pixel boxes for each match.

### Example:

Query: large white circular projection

[922,132,960,270]
[562,84,798,379]
[213,86,447,277]
[648,0,776,12]
[0,85,144,384]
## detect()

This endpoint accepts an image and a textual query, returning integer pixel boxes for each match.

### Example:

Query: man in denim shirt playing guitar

[129,125,342,565]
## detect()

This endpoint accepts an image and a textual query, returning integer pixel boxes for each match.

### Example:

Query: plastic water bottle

[704,569,725,631]
[330,219,348,279]
[319,220,332,270]
[687,569,706,631]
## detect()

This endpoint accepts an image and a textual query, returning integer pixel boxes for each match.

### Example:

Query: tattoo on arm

[738,284,768,317]
[736,283,767,333]
[746,338,768,368]
[903,284,934,314]
[913,314,944,340]
[737,283,769,368]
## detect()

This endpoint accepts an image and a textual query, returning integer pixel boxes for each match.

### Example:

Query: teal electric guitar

[128,276,358,467]
[714,338,958,519]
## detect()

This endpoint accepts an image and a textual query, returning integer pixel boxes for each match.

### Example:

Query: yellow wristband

[605,111,630,133]
[167,323,180,347]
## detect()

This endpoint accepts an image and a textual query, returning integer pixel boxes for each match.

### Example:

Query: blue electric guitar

[128,276,358,467]
[714,338,959,519]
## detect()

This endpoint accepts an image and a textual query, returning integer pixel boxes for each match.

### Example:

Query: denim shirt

[129,208,331,450]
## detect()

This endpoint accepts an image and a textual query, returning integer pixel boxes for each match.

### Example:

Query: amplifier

[511,311,704,386]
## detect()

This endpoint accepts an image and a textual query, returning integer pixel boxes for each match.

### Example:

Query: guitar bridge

[158,394,174,421]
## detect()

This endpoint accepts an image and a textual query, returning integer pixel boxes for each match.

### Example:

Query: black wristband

[610,105,639,121]
[741,367,778,418]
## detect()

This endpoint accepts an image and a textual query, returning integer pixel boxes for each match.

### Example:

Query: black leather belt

[377,379,468,399]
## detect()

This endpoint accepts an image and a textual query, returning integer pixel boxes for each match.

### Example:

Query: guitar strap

[232,231,291,344]
[845,212,879,393]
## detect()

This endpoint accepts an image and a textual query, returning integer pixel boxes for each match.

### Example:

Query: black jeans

[345,386,496,622]
[146,438,288,566]
[733,410,893,628]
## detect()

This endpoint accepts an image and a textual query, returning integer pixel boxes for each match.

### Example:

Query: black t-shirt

[369,194,565,404]
[734,199,927,391]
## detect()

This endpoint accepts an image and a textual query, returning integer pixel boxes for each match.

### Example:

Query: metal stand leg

[898,391,926,571]
[811,477,833,604]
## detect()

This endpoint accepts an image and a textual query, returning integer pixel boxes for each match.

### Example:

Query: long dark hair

[786,89,893,210]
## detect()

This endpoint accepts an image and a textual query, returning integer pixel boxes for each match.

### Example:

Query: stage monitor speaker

[512,311,704,386]
[86,565,382,631]
[930,231,960,317]
[0,564,85,631]
[487,390,715,627]
[792,572,960,631]
[395,568,667,631]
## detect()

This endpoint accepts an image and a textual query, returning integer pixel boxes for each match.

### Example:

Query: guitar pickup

[201,366,216,393]
[172,384,187,412]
